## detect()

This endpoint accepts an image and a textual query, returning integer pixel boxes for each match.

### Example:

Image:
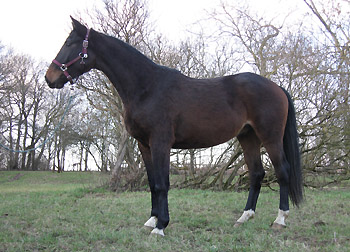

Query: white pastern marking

[273,209,289,226]
[144,216,157,228]
[151,228,165,236]
[236,209,255,223]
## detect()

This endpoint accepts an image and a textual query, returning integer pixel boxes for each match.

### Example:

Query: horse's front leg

[139,137,172,236]
[149,139,171,236]
[138,142,158,229]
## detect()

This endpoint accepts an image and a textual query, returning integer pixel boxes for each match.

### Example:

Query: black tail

[281,88,303,207]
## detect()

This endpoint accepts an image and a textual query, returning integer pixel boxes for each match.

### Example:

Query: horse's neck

[94,34,157,106]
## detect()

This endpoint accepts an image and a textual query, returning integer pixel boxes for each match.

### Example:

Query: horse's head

[45,17,96,88]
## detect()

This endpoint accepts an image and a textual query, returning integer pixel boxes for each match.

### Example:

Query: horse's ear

[70,16,87,37]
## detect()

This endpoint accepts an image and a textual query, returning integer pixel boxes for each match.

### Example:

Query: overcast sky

[0,0,300,62]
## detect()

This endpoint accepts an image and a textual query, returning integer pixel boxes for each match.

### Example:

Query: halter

[52,28,91,84]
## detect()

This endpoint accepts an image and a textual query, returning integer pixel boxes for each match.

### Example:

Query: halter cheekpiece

[52,28,91,85]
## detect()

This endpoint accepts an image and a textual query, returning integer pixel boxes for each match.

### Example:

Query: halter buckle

[83,40,89,48]
[79,52,88,64]
[79,52,88,59]
[60,64,68,71]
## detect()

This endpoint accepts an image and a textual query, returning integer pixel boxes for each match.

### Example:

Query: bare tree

[0,46,79,171]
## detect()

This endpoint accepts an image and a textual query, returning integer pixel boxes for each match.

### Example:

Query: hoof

[151,228,165,236]
[144,216,157,229]
[236,209,255,224]
[271,222,287,230]
[234,222,243,228]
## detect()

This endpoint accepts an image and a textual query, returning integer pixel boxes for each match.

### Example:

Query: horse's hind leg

[235,126,265,227]
[264,142,290,229]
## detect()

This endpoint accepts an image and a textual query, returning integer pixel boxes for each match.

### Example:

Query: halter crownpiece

[52,28,91,85]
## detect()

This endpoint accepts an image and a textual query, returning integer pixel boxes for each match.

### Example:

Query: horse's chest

[124,110,151,144]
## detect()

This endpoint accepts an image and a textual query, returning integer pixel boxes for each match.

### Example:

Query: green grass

[0,171,349,251]
[0,171,109,193]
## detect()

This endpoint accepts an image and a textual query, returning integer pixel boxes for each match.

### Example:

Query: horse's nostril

[45,75,55,87]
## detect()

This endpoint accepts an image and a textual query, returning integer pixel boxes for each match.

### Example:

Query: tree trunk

[189,149,196,176]
[79,143,84,171]
[110,128,128,189]
[84,145,89,171]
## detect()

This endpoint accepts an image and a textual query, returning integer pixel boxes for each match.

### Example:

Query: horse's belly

[172,118,243,149]
[172,138,230,149]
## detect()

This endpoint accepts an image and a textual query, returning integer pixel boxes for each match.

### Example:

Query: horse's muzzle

[45,75,65,89]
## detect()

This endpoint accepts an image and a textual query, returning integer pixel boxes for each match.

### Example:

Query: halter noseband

[52,28,91,84]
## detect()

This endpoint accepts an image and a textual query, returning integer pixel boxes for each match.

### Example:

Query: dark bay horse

[45,18,303,236]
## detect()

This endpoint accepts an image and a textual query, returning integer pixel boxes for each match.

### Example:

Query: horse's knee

[154,182,169,194]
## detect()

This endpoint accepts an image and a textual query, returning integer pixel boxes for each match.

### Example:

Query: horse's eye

[65,38,75,47]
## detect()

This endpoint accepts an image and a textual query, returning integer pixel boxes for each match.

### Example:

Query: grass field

[0,171,349,251]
